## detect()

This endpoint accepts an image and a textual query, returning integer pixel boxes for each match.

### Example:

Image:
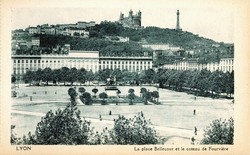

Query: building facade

[12,50,99,80]
[99,56,152,72]
[163,57,234,73]
[12,51,153,81]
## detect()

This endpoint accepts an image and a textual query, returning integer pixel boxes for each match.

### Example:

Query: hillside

[15,21,233,64]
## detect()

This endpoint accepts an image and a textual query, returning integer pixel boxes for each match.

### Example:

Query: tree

[52,69,61,85]
[68,88,77,104]
[140,87,147,98]
[99,92,108,105]
[11,75,16,83]
[86,70,94,85]
[61,67,70,85]
[13,89,93,145]
[208,70,224,97]
[112,112,164,144]
[23,70,35,85]
[201,117,234,144]
[152,91,159,103]
[77,68,87,84]
[128,89,135,105]
[81,92,92,105]
[42,68,53,85]
[78,87,86,95]
[92,88,98,97]
[31,104,92,144]
[224,71,234,98]
[68,68,78,85]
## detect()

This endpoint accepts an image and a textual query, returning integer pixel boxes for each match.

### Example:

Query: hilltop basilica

[118,9,142,29]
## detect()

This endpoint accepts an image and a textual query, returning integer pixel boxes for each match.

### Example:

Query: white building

[163,58,233,73]
[99,56,153,72]
[65,28,89,38]
[219,58,234,73]
[12,50,99,80]
[142,44,182,51]
[12,50,153,81]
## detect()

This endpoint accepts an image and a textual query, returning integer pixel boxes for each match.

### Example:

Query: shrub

[111,112,165,144]
[201,117,234,144]
[80,92,92,105]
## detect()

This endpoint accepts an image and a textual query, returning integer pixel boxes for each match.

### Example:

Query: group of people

[99,110,112,121]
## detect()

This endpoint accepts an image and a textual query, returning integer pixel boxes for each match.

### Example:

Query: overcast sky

[11,7,234,43]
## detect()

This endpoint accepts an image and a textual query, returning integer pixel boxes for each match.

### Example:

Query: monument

[105,75,120,98]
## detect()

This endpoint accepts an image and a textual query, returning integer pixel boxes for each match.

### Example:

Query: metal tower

[176,10,181,30]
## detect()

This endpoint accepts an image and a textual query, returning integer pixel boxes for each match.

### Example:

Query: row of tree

[20,67,234,98]
[21,67,156,86]
[157,69,234,98]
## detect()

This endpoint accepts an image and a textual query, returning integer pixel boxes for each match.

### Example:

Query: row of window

[100,61,151,65]
[13,59,98,64]
[221,59,233,65]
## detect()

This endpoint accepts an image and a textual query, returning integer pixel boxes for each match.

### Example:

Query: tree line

[19,67,234,98]
[157,69,234,98]
[20,67,156,86]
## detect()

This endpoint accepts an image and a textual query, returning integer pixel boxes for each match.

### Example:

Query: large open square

[11,84,233,145]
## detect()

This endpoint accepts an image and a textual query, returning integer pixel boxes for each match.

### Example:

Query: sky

[11,7,234,43]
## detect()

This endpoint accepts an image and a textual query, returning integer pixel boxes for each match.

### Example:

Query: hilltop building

[118,9,142,29]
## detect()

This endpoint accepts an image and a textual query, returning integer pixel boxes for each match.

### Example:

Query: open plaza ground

[11,84,233,145]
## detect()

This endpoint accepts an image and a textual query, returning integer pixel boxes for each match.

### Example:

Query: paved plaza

[11,84,233,145]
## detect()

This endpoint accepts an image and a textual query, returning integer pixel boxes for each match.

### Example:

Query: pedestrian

[193,109,196,115]
[109,110,112,115]
[99,114,102,121]
[194,96,196,100]
[191,136,195,145]
[194,126,197,135]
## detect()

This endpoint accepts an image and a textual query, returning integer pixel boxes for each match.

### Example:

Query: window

[14,60,16,63]
[18,60,20,63]
[30,60,32,63]
[34,60,36,63]
[22,60,24,63]
[26,60,28,63]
